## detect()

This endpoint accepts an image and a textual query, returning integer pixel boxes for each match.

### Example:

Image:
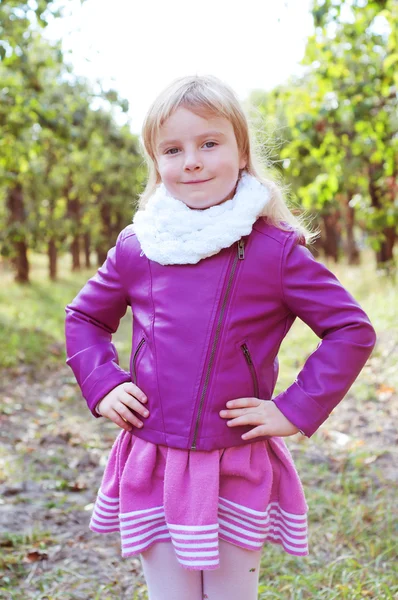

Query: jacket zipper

[241,343,259,398]
[191,239,245,450]
[132,337,146,383]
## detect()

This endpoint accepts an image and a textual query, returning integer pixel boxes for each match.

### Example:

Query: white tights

[139,540,262,600]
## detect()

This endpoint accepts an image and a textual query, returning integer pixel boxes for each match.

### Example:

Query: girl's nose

[184,153,203,171]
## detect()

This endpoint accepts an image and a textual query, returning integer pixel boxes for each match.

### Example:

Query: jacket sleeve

[64,229,132,418]
[272,232,377,437]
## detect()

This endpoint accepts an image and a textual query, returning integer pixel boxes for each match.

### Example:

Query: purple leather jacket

[64,218,377,451]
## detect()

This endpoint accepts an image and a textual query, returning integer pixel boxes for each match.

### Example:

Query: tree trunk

[376,226,396,263]
[6,183,29,283]
[70,232,80,271]
[47,185,58,280]
[368,165,396,264]
[83,231,91,268]
[67,196,81,271]
[322,211,340,263]
[344,195,360,265]
[101,202,112,248]
[96,201,112,266]
[48,238,57,280]
[96,244,107,266]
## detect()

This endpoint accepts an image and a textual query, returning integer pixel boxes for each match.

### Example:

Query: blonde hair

[138,74,319,244]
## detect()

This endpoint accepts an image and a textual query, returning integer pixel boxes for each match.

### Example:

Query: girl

[65,75,377,600]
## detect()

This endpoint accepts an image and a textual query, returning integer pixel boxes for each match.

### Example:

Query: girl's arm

[272,232,377,438]
[65,229,131,418]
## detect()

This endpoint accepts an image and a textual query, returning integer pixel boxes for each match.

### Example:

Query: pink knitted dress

[89,431,309,571]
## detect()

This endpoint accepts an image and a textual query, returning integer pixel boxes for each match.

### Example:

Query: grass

[0,247,396,599]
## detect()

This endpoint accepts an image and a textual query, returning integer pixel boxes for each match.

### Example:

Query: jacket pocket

[132,337,146,383]
[240,343,259,398]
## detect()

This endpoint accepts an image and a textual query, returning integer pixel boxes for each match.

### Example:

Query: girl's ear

[239,155,247,170]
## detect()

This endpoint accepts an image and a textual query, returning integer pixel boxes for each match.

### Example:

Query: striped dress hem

[89,489,308,571]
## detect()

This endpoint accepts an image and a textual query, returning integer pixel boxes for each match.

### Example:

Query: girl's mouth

[183,178,212,184]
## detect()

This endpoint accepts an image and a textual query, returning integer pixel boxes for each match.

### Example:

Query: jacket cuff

[272,382,329,438]
[82,362,131,418]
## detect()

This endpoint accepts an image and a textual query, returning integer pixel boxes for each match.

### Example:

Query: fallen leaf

[24,550,48,563]
[69,481,87,492]
[376,384,395,402]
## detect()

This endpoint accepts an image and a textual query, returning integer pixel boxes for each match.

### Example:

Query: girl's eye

[164,141,217,155]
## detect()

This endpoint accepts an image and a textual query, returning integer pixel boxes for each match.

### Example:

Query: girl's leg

[139,541,203,600]
[202,540,262,600]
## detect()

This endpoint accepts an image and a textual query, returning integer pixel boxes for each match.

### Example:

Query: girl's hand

[95,382,149,432]
[219,397,299,440]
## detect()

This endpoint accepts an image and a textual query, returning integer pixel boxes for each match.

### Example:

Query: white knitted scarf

[132,170,271,265]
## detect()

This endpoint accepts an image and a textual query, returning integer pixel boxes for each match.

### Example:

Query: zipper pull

[242,344,252,365]
[238,239,245,260]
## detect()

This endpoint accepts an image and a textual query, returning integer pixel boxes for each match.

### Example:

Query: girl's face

[154,107,247,210]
